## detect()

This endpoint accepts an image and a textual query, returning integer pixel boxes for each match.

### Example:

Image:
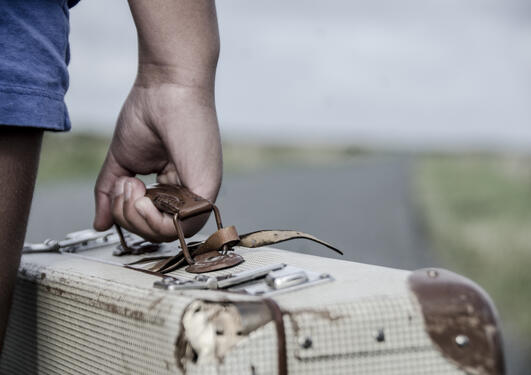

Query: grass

[223,142,365,173]
[416,154,531,340]
[37,132,110,183]
[36,132,365,183]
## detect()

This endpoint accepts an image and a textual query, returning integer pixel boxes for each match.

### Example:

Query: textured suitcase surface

[0,230,504,375]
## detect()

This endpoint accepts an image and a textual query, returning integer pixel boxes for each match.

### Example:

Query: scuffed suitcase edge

[408,268,505,375]
[175,298,287,375]
[1,260,191,374]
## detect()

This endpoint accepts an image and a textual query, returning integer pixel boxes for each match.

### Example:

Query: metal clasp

[23,229,120,254]
[115,184,243,272]
[22,239,60,253]
[153,263,334,296]
[153,264,286,291]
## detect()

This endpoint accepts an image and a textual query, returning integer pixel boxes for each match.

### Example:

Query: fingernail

[124,181,132,201]
[113,179,125,198]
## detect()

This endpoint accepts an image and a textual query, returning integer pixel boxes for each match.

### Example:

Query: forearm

[94,0,222,233]
[128,0,220,90]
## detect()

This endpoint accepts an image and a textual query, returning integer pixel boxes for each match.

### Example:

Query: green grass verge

[416,154,531,338]
[37,132,365,183]
[223,142,365,173]
[37,132,110,183]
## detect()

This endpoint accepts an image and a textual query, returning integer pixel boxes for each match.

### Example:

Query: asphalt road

[25,155,526,374]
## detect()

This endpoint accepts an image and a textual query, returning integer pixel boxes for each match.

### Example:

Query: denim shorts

[0,0,78,131]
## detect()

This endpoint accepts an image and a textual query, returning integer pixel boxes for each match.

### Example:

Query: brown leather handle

[119,184,343,274]
[143,183,226,265]
[145,183,213,219]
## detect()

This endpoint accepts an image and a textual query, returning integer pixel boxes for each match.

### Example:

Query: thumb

[93,151,131,231]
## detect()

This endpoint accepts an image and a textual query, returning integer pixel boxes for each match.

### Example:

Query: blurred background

[26,0,531,373]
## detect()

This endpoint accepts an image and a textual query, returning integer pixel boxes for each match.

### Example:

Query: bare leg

[0,127,42,353]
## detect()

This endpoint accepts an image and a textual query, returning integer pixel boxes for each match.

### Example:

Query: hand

[93,81,222,241]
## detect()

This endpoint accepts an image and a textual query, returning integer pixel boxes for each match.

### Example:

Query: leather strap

[130,227,342,274]
[146,226,240,273]
[122,183,343,274]
[239,230,343,255]
[195,226,240,256]
[145,184,213,218]
[262,298,287,375]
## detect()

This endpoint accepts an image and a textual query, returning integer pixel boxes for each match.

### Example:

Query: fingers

[93,152,132,231]
[155,162,216,237]
[94,189,113,231]
[112,176,180,242]
[108,174,206,242]
[112,177,148,235]
[134,197,178,238]
[131,189,210,240]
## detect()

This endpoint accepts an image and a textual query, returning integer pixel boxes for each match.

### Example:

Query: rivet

[195,275,208,282]
[205,277,218,289]
[455,334,469,347]
[298,336,313,349]
[427,269,438,278]
[162,276,174,285]
[375,328,385,343]
[320,273,330,279]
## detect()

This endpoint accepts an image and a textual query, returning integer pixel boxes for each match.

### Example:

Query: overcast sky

[66,0,531,149]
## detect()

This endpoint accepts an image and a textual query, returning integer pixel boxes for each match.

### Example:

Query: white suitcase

[0,226,504,375]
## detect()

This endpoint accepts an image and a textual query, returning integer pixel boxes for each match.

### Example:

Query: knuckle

[94,184,108,197]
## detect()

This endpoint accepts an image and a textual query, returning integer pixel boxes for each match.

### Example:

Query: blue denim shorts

[0,0,78,131]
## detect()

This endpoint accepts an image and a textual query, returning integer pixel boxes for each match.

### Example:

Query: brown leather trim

[408,268,505,375]
[262,298,287,375]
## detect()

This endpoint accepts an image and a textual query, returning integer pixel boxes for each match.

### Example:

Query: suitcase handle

[116,184,343,274]
[115,184,240,270]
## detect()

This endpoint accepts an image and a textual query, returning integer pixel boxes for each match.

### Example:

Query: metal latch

[265,269,309,290]
[23,229,123,254]
[154,263,284,290]
[153,263,333,296]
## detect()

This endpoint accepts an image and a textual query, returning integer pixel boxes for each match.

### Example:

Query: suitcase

[0,227,504,375]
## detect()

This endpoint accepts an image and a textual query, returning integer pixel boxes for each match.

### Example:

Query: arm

[93,0,222,240]
[0,127,42,351]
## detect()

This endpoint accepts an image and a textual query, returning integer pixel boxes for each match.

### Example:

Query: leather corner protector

[408,268,505,375]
